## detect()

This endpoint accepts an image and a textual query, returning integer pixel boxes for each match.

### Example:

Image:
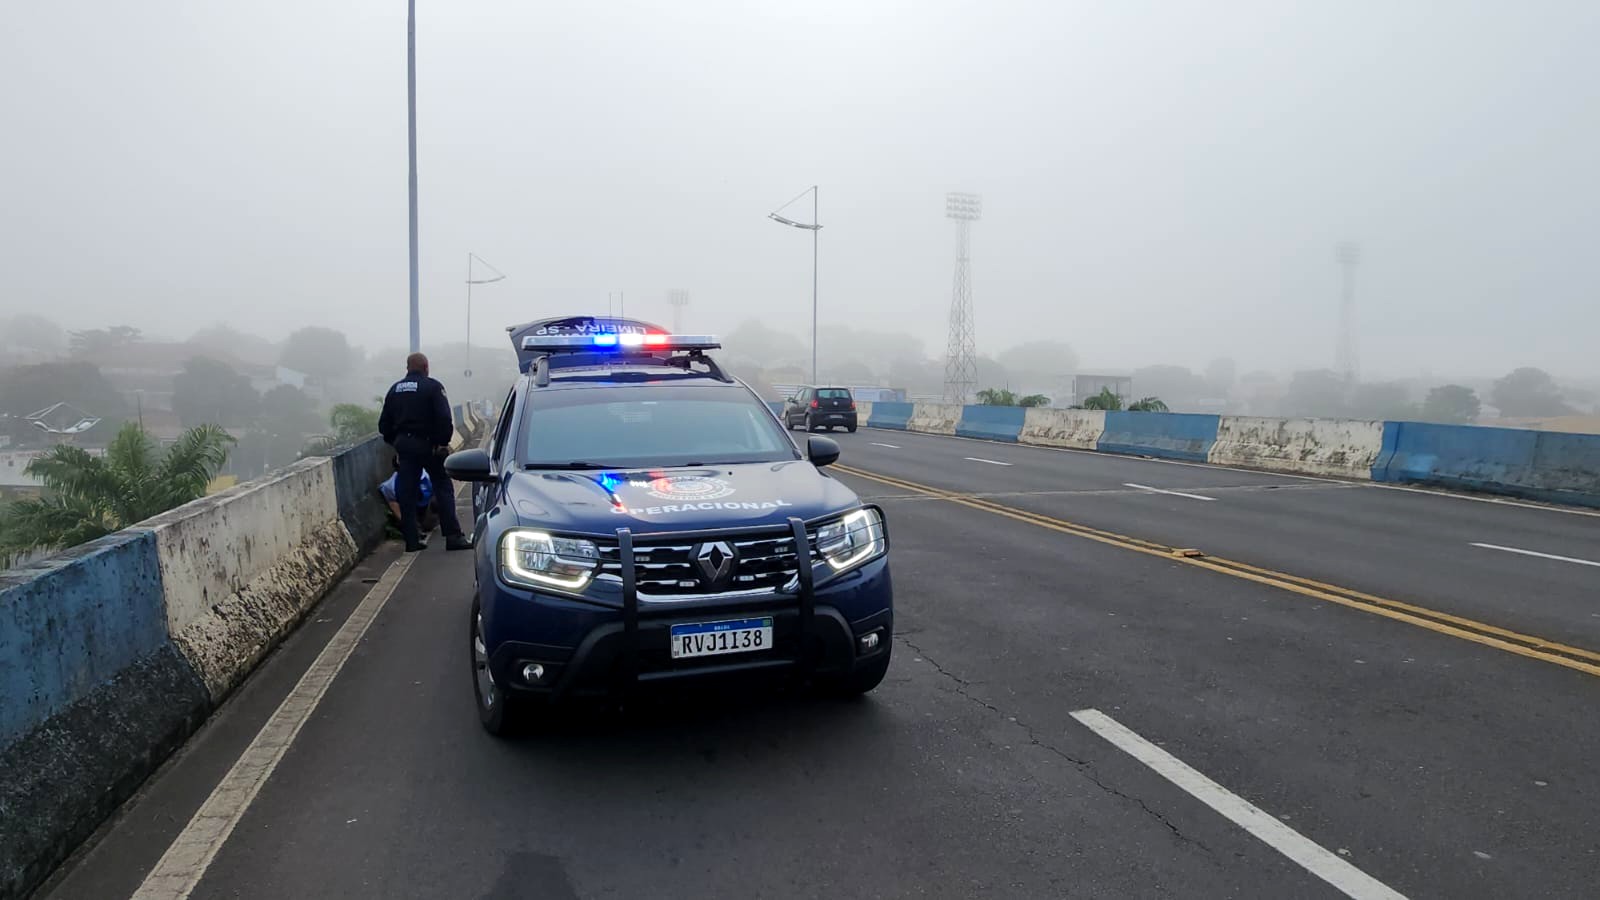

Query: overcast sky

[2,1,1597,378]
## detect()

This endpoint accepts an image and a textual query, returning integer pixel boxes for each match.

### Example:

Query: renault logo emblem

[693,541,737,587]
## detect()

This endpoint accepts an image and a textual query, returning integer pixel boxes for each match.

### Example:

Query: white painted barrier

[855,400,874,424]
[1208,416,1385,479]
[140,458,358,701]
[1019,408,1106,451]
[907,402,962,436]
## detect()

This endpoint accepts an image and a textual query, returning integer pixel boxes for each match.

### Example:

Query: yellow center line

[836,463,1600,679]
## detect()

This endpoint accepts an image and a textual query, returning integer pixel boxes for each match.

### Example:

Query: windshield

[518,385,797,469]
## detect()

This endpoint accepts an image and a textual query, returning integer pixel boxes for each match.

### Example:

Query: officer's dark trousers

[394,435,462,549]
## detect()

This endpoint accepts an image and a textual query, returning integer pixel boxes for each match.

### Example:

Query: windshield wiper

[524,462,610,470]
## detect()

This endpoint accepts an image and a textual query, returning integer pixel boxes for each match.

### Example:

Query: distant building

[0,343,56,367]
[94,341,191,412]
[274,366,307,390]
[850,387,906,402]
[0,448,104,489]
[0,451,43,488]
[135,408,187,444]
[770,383,905,403]
[1071,374,1132,408]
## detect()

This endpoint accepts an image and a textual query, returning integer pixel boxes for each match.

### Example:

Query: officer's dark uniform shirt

[379,370,455,447]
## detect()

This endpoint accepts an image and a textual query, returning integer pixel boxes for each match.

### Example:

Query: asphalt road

[40,429,1600,899]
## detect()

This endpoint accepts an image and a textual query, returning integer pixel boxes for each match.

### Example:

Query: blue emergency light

[520,333,721,353]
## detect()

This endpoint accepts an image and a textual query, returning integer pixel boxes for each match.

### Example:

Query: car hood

[505,460,860,536]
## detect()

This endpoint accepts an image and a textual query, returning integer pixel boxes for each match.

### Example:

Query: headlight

[499,530,600,591]
[815,507,886,572]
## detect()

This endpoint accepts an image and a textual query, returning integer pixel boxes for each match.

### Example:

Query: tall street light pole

[407,0,421,353]
[768,186,821,384]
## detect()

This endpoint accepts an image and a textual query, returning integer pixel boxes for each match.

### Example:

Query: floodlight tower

[668,289,690,333]
[944,192,982,404]
[1335,241,1361,383]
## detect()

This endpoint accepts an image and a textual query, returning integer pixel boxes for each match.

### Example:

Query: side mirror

[807,436,840,468]
[444,447,495,482]
[785,396,795,404]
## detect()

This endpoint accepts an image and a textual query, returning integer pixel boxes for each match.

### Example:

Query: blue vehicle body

[451,317,893,729]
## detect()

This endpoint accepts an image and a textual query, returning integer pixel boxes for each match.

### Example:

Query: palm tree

[1081,387,1123,411]
[976,388,1019,406]
[0,422,234,566]
[1018,394,1051,408]
[304,402,381,454]
[1128,397,1169,412]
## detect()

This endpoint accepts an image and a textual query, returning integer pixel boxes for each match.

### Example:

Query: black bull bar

[609,511,881,689]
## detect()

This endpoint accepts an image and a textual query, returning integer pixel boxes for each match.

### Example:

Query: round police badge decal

[645,475,735,501]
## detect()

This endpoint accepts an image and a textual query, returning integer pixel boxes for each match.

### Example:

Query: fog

[3,0,1599,380]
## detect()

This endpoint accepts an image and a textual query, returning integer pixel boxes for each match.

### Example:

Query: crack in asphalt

[898,635,1212,853]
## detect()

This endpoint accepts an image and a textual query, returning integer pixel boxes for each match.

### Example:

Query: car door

[475,387,517,531]
[788,388,810,425]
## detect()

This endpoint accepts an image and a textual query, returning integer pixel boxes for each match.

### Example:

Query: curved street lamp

[767,186,821,384]
[464,253,506,378]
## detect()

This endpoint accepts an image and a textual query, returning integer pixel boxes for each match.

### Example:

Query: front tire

[471,598,527,736]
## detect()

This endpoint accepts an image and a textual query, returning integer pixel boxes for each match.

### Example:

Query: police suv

[445,316,894,735]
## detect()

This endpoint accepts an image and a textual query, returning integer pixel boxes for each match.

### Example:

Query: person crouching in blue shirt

[380,467,438,535]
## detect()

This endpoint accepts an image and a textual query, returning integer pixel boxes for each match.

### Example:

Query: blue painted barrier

[868,401,913,430]
[1373,422,1600,507]
[957,406,1025,442]
[1,532,210,899]
[1096,412,1220,462]
[0,531,168,744]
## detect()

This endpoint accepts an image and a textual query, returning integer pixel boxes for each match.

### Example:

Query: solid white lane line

[1469,542,1600,568]
[1124,482,1216,502]
[869,442,901,449]
[964,457,1013,466]
[1369,484,1600,518]
[1069,709,1407,900]
[132,552,418,900]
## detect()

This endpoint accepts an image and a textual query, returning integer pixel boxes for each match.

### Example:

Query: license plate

[669,617,774,659]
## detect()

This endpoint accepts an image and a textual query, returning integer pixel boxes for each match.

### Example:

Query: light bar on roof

[520,333,721,353]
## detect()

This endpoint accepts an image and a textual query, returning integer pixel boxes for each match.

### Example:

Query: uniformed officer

[379,352,471,552]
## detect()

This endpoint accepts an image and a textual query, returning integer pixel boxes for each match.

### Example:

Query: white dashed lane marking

[1124,482,1216,502]
[1470,542,1600,568]
[1070,709,1407,900]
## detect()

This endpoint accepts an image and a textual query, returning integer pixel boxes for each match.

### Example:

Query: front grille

[596,529,819,597]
